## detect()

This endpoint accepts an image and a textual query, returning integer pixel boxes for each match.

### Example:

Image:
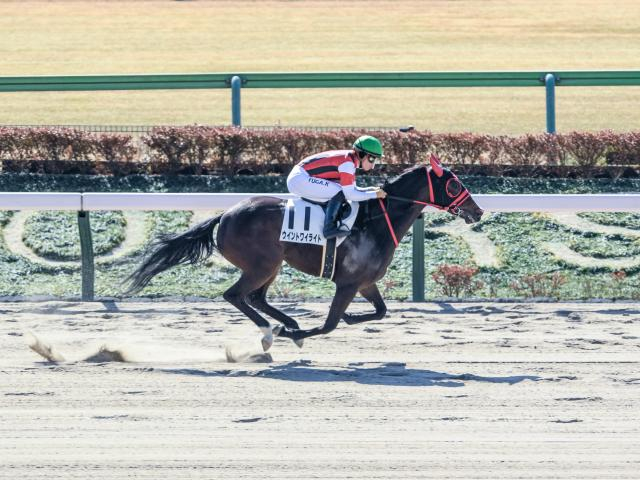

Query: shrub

[0,127,97,164]
[432,264,483,297]
[251,128,320,167]
[433,132,489,165]
[93,133,138,164]
[510,272,567,298]
[141,126,195,171]
[317,129,359,152]
[250,129,287,164]
[0,127,19,161]
[2,127,640,177]
[482,135,512,166]
[381,129,433,165]
[611,270,627,282]
[563,131,615,168]
[503,134,547,166]
[209,127,254,173]
[606,131,640,166]
[28,127,96,162]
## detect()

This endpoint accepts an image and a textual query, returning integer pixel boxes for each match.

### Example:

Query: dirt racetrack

[1,300,639,479]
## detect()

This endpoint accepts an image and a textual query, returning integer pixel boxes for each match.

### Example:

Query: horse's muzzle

[459,199,484,224]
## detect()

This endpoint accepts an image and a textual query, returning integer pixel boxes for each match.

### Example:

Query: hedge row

[1,126,639,176]
[0,127,137,162]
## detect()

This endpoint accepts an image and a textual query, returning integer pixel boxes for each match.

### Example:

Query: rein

[378,199,399,247]
[378,167,471,247]
[386,167,470,214]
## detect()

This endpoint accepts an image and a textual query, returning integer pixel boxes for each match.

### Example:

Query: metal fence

[3,71,640,132]
[2,124,407,133]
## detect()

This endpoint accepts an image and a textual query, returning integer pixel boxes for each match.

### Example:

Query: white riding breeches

[287,165,342,202]
[287,165,378,202]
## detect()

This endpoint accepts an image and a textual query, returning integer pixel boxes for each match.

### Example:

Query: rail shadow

[557,308,640,316]
[160,360,540,387]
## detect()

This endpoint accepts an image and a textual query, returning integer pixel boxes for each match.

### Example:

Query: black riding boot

[323,192,350,239]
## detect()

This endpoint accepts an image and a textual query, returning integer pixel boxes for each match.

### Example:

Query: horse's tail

[125,215,222,295]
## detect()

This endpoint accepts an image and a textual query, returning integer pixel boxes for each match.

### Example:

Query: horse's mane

[383,164,427,196]
[355,164,427,227]
[389,164,425,181]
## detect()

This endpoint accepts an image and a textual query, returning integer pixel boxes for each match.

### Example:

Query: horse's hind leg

[342,283,388,325]
[247,276,301,330]
[223,271,281,351]
[247,275,304,348]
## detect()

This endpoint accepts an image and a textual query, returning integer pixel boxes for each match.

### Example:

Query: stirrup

[323,225,350,239]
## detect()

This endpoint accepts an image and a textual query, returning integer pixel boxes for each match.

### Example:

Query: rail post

[545,73,556,133]
[231,75,242,127]
[412,215,425,301]
[77,211,95,301]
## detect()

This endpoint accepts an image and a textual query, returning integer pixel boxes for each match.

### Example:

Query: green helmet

[353,135,383,158]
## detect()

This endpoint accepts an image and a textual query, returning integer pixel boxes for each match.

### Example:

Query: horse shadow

[161,360,540,387]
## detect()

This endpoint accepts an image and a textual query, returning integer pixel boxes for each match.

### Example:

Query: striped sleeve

[337,161,376,201]
[337,161,356,186]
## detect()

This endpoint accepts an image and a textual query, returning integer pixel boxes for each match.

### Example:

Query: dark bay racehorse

[126,154,484,350]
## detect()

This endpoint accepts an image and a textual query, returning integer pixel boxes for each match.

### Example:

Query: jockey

[287,135,387,239]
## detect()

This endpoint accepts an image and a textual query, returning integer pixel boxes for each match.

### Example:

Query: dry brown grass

[1,1,639,133]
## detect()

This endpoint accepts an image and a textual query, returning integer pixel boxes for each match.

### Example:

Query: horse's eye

[446,179,462,197]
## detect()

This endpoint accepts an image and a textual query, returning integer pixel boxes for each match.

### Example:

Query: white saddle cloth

[279,198,359,246]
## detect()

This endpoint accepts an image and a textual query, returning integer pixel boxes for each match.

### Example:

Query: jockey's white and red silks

[287,150,378,202]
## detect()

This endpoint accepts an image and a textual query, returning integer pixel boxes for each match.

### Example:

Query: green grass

[569,235,640,259]
[1,1,640,133]
[578,212,640,230]
[23,211,126,261]
[1,209,640,301]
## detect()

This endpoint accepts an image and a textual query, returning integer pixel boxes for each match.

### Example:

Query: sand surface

[1,300,639,479]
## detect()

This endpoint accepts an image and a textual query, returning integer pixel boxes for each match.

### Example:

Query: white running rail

[0,192,638,212]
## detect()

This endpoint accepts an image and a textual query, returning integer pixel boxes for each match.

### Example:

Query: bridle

[387,166,471,215]
[378,166,471,247]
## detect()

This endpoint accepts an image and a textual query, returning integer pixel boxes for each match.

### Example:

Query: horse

[125,154,484,350]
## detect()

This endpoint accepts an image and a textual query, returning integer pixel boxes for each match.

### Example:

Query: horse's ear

[430,153,444,177]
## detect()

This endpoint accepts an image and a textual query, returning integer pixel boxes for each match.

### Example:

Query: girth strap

[320,238,338,280]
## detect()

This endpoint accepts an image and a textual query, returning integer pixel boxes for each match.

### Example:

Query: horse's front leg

[276,284,359,341]
[342,283,387,325]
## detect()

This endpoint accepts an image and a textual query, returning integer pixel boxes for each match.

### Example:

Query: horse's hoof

[272,324,283,336]
[261,337,273,352]
[293,338,304,349]
[260,326,274,352]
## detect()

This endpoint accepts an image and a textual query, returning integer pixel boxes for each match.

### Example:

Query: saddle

[279,198,360,280]
[301,197,353,225]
